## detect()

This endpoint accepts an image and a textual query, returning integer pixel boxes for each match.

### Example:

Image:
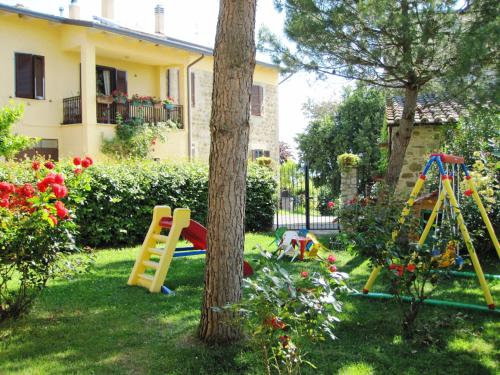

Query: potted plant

[97,92,114,105]
[130,94,142,106]
[112,90,128,105]
[141,96,153,106]
[152,97,162,109]
[163,96,175,110]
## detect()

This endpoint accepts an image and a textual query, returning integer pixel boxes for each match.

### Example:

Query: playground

[0,232,497,375]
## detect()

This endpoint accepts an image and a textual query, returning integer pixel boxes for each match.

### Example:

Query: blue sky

[2,0,350,152]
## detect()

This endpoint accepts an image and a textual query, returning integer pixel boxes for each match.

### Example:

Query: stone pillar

[340,168,358,205]
[80,42,97,155]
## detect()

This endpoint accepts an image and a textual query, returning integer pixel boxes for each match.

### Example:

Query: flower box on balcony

[97,95,114,105]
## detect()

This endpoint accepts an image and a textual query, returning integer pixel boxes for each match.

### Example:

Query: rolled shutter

[264,150,270,157]
[15,53,34,98]
[116,70,128,94]
[190,72,196,107]
[251,85,263,116]
[33,55,45,99]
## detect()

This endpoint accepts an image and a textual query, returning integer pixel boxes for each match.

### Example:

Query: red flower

[52,184,68,199]
[84,156,93,166]
[300,271,309,278]
[37,181,47,193]
[56,207,69,219]
[0,182,14,193]
[32,161,41,171]
[279,335,290,348]
[48,215,58,225]
[20,183,35,198]
[54,173,65,184]
[464,189,473,197]
[81,159,90,168]
[43,173,57,185]
[73,157,81,166]
[270,317,286,330]
[0,198,9,208]
[388,264,397,270]
[406,264,416,273]
[329,265,337,273]
[74,168,83,175]
[44,161,55,170]
[327,201,335,208]
[396,265,404,277]
[327,254,336,263]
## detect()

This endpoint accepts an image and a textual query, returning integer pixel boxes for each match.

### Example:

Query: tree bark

[385,86,419,190]
[198,0,257,344]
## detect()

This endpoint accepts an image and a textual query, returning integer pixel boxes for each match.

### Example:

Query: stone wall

[190,68,279,164]
[340,168,358,204]
[395,125,444,193]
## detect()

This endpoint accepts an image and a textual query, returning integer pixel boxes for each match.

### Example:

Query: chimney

[154,4,165,35]
[59,6,64,17]
[101,0,114,20]
[69,0,80,19]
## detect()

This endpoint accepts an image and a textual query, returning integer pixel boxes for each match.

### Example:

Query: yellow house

[0,1,280,162]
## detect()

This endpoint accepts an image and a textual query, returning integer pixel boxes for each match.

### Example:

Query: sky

[2,0,350,153]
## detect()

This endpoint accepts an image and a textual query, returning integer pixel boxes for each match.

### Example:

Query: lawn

[1,233,498,375]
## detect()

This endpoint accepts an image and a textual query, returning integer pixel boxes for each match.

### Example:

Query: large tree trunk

[385,86,419,190]
[198,0,257,344]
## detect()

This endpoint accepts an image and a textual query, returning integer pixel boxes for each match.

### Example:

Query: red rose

[300,271,309,278]
[21,183,35,198]
[0,182,14,193]
[43,173,57,185]
[0,198,9,208]
[329,265,337,272]
[327,201,335,208]
[44,161,55,170]
[73,157,81,166]
[56,207,69,219]
[55,201,65,210]
[464,189,473,197]
[327,254,336,263]
[84,156,93,166]
[270,317,286,330]
[406,264,416,272]
[52,184,68,199]
[32,161,41,171]
[74,168,83,175]
[54,173,65,184]
[81,159,90,168]
[37,181,47,193]
[48,215,58,225]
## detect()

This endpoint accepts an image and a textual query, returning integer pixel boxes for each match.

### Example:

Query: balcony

[62,96,184,128]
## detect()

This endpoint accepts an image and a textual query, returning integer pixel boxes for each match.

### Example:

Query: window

[251,85,263,116]
[17,139,59,161]
[15,53,45,99]
[95,66,127,95]
[251,149,270,160]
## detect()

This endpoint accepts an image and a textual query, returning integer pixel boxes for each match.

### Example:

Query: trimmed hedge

[76,160,276,247]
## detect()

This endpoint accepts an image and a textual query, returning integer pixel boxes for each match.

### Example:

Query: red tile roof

[386,94,464,126]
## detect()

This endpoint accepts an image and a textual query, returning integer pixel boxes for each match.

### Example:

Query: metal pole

[305,164,310,230]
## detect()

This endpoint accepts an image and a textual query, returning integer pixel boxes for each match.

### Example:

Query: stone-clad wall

[395,125,444,193]
[190,69,279,163]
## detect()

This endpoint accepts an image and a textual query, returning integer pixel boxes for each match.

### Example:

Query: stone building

[386,94,463,192]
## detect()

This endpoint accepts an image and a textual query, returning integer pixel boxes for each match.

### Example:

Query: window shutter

[190,72,196,107]
[15,53,34,98]
[116,70,128,94]
[33,55,45,99]
[168,68,180,103]
[251,85,263,116]
[264,150,270,157]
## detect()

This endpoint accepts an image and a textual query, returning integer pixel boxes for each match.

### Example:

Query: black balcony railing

[62,96,184,128]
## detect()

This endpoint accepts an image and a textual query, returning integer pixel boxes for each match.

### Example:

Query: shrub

[0,157,92,321]
[227,250,350,374]
[0,102,38,159]
[76,160,276,247]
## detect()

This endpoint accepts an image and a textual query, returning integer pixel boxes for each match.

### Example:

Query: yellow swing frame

[362,153,499,310]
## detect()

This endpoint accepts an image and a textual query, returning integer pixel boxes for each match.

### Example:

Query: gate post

[304,164,310,230]
[338,153,361,205]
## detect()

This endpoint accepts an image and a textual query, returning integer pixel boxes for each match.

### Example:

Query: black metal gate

[276,163,339,230]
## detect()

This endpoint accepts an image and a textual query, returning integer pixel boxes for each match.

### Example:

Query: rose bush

[0,157,92,321]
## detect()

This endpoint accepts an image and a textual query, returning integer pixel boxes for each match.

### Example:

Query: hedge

[0,160,277,247]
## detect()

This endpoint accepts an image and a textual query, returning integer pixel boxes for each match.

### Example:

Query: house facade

[0,2,279,163]
[386,94,463,192]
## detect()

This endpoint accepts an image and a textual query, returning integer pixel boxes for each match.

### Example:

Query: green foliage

[101,114,177,159]
[75,160,276,247]
[337,153,360,172]
[0,102,37,159]
[296,85,385,196]
[228,250,350,374]
[0,158,92,321]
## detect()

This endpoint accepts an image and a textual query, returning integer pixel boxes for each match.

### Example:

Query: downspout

[187,54,205,161]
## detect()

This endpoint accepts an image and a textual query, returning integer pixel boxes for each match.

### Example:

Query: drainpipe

[187,54,205,161]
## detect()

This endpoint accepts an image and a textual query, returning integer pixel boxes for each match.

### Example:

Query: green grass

[1,233,499,375]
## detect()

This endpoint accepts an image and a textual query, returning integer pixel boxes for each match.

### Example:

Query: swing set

[362,153,499,311]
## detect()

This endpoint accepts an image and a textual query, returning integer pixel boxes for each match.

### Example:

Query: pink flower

[300,271,309,278]
[329,265,337,272]
[327,254,336,263]
[327,201,335,208]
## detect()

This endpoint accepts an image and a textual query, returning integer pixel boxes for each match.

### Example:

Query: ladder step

[148,247,164,256]
[153,234,168,243]
[136,273,153,288]
[138,273,154,282]
[143,260,160,270]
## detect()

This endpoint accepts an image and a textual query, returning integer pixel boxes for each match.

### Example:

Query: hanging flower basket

[163,96,175,110]
[164,103,175,110]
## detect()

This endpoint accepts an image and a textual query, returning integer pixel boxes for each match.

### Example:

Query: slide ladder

[128,206,190,293]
